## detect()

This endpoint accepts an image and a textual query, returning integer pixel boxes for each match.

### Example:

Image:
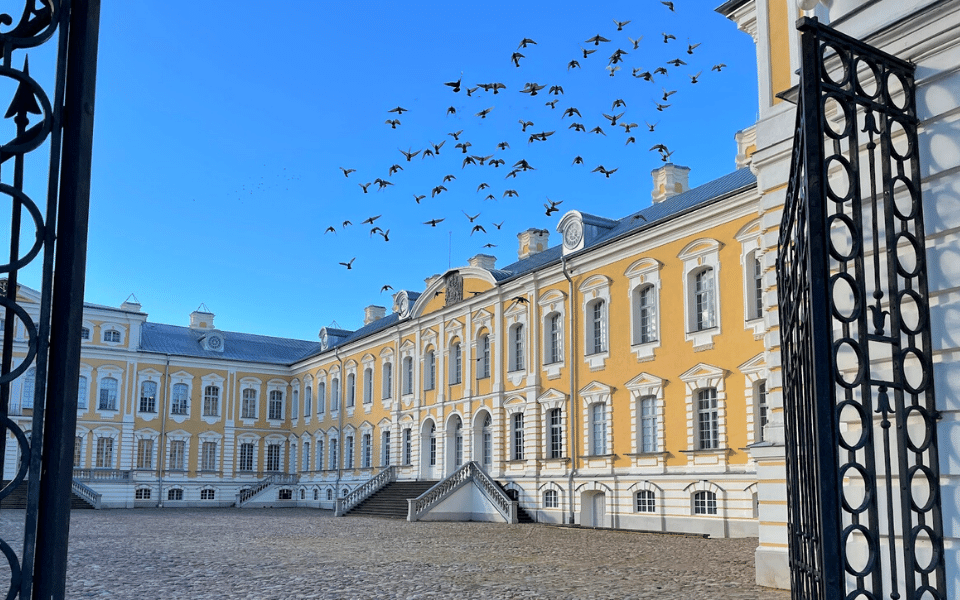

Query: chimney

[364,305,386,325]
[189,303,215,330]
[517,228,549,260]
[651,164,691,203]
[120,293,142,313]
[468,254,497,270]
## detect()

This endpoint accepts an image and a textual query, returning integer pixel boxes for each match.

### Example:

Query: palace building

[3,151,770,539]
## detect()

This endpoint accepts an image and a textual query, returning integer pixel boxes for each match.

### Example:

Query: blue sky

[65,1,759,340]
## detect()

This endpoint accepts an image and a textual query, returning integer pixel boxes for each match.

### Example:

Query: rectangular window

[139,381,157,413]
[266,443,282,471]
[512,325,524,371]
[200,489,215,500]
[429,428,437,466]
[697,388,719,450]
[167,489,183,501]
[479,336,491,379]
[695,269,716,331]
[136,439,153,469]
[95,437,113,468]
[332,379,340,410]
[135,488,151,500]
[591,403,606,455]
[754,256,763,319]
[640,396,658,453]
[544,490,559,508]
[757,381,768,442]
[242,389,257,419]
[169,440,185,471]
[694,491,718,515]
[403,429,411,465]
[330,438,339,469]
[318,382,326,413]
[304,386,312,416]
[203,386,219,417]
[512,413,524,461]
[268,390,283,420]
[382,431,390,466]
[77,375,88,410]
[345,436,354,469]
[292,389,299,419]
[636,490,655,513]
[239,443,254,471]
[347,374,356,407]
[361,433,372,468]
[404,359,413,394]
[74,436,83,466]
[201,441,217,471]
[425,352,436,391]
[316,439,324,470]
[483,425,492,466]
[171,383,189,415]
[549,408,563,459]
[98,377,118,410]
[638,286,656,343]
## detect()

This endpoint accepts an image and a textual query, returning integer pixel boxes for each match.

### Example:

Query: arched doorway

[419,419,437,479]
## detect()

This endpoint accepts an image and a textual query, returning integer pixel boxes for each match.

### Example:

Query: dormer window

[103,330,120,343]
[80,327,90,340]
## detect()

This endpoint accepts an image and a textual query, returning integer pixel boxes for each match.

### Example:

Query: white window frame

[739,353,771,446]
[679,363,728,460]
[200,373,225,423]
[100,324,125,346]
[381,360,393,400]
[237,438,258,472]
[168,371,194,422]
[134,432,157,470]
[423,348,436,391]
[736,219,765,337]
[449,340,463,385]
[579,381,613,457]
[626,258,663,363]
[240,383,260,421]
[679,238,723,349]
[268,389,285,421]
[362,364,374,405]
[93,429,118,469]
[198,432,221,472]
[579,276,612,370]
[95,367,123,414]
[137,372,161,417]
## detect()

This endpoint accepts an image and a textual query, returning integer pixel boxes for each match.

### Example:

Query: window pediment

[579,381,613,405]
[678,238,723,260]
[737,353,766,374]
[625,372,666,396]
[537,388,567,410]
[679,363,726,390]
[625,258,662,278]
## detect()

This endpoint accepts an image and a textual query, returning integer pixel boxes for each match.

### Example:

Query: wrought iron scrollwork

[778,17,946,600]
[0,0,99,598]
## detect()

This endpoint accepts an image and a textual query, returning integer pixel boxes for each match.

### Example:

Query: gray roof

[307,167,756,357]
[139,323,320,365]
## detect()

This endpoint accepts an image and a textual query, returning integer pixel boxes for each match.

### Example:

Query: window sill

[579,453,617,460]
[630,340,660,362]
[584,350,609,371]
[679,447,730,454]
[624,452,669,458]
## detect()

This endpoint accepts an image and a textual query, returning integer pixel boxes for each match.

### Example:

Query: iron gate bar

[778,16,946,600]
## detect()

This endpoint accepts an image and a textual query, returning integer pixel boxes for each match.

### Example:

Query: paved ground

[2,509,790,599]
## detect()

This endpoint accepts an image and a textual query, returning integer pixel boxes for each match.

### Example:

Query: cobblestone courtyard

[3,509,790,599]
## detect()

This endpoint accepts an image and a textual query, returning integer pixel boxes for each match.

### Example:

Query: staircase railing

[407,461,517,523]
[71,478,101,509]
[334,465,397,516]
[236,473,300,506]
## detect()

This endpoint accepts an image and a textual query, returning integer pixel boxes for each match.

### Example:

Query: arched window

[544,489,559,508]
[424,350,436,390]
[428,423,437,466]
[363,368,373,404]
[346,374,356,407]
[318,381,326,413]
[693,490,717,515]
[268,390,284,420]
[316,439,324,469]
[482,414,493,465]
[748,251,763,320]
[292,388,299,419]
[587,299,607,355]
[103,329,120,343]
[98,377,118,410]
[633,284,657,344]
[203,386,220,417]
[454,418,463,467]
[636,490,655,513]
[382,363,393,398]
[546,313,562,364]
[171,383,189,415]
[331,378,340,410]
[314,489,319,501]
[139,381,157,413]
[241,389,257,419]
[450,342,462,384]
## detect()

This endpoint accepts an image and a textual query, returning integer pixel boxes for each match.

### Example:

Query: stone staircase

[344,480,438,519]
[496,482,535,523]
[0,480,96,510]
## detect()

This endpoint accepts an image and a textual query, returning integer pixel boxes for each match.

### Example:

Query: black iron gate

[0,1,99,598]
[777,17,946,599]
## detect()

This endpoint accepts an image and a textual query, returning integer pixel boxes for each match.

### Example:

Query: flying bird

[519,119,534,132]
[667,58,687,67]
[688,42,701,54]
[563,107,582,118]
[463,211,480,223]
[497,141,510,150]
[503,189,519,198]
[379,229,390,242]
[712,63,727,72]
[518,38,537,48]
[590,126,607,135]
[511,52,525,67]
[455,141,472,153]
[361,215,382,225]
[662,32,676,43]
[385,119,400,128]
[339,167,355,177]
[529,131,554,143]
[380,285,394,293]
[690,71,702,84]
[445,75,462,92]
[448,130,463,140]
[544,199,563,216]
[613,19,631,30]
[482,243,497,248]
[492,221,504,230]
[646,121,659,131]
[662,88,677,100]
[569,122,586,131]
[446,106,457,115]
[620,122,638,133]
[549,85,564,95]
[477,182,490,191]
[424,218,444,227]
[388,164,403,175]
[359,182,371,193]
[655,102,671,112]
[514,158,536,170]
[606,65,621,76]
[339,258,356,269]
[471,225,487,235]
[585,34,611,45]
[476,107,494,118]
[413,194,426,204]
[662,1,675,11]
[484,194,497,201]
[443,174,457,182]
[568,60,581,70]
[602,112,624,126]
[572,155,584,165]
[474,154,493,165]
[400,148,421,161]
[625,137,636,145]
[466,86,479,96]
[462,156,476,168]
[432,185,447,197]
[519,82,546,95]
[387,106,408,114]
[374,178,393,190]
[636,70,654,81]
[324,226,336,234]
[581,47,596,58]
[592,165,618,178]
[545,99,558,109]
[654,66,668,75]
[628,36,642,50]
[489,158,505,167]
[432,140,445,154]
[342,220,352,227]
[612,98,626,109]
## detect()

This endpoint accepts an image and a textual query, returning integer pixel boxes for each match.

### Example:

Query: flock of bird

[324,2,730,296]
